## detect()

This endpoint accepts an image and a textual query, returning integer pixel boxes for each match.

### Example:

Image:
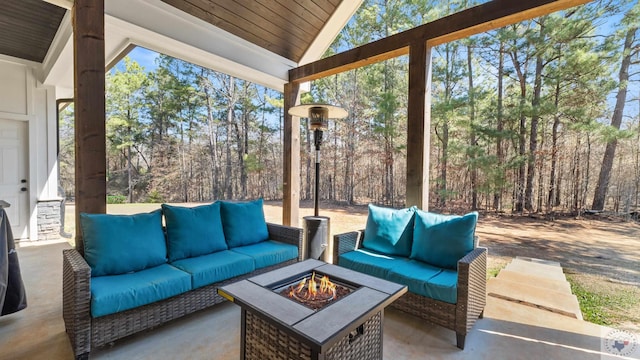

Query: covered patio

[0,0,592,241]
[2,239,621,359]
[3,0,632,359]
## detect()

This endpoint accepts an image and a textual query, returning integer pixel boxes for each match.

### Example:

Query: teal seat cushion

[362,204,416,257]
[387,260,458,303]
[162,203,227,262]
[338,248,410,280]
[171,250,255,289]
[81,210,167,277]
[220,199,269,248]
[410,211,478,269]
[426,268,459,304]
[230,240,298,269]
[90,264,191,317]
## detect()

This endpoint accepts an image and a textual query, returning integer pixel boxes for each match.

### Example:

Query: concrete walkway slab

[497,269,572,293]
[505,258,567,282]
[488,277,583,320]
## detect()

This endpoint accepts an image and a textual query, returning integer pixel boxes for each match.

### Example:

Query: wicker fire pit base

[244,310,382,360]
[218,260,407,360]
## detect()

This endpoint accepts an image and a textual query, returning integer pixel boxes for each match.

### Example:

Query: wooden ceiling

[0,0,342,66]
[160,0,341,62]
[0,0,66,62]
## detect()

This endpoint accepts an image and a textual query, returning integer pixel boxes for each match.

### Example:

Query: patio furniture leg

[76,352,89,360]
[456,333,466,350]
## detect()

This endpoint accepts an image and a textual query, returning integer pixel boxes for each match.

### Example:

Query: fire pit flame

[288,272,337,303]
[319,274,337,298]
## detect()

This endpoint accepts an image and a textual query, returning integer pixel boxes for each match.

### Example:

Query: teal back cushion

[162,202,228,262]
[81,210,167,277]
[362,204,416,257]
[220,199,269,248]
[410,210,478,269]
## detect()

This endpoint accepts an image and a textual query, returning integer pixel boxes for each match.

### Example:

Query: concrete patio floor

[1,240,636,360]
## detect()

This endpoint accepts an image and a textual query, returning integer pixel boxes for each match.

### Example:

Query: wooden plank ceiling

[160,0,341,62]
[0,0,66,62]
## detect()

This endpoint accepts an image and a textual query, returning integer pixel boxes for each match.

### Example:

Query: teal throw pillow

[410,210,478,269]
[220,199,269,248]
[162,202,227,262]
[362,204,416,257]
[81,210,167,277]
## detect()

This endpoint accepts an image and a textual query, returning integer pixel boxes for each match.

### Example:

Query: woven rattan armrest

[267,223,304,261]
[333,230,364,261]
[457,246,487,295]
[62,248,92,358]
[455,246,487,342]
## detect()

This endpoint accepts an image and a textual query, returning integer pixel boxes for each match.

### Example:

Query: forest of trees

[59,0,640,215]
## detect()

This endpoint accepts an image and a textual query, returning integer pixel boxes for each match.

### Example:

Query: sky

[116,46,159,73]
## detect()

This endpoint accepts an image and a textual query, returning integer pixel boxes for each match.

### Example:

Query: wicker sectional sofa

[62,199,303,359]
[333,204,486,349]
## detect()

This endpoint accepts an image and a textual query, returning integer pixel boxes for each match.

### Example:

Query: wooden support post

[406,41,431,209]
[283,82,301,226]
[73,0,106,252]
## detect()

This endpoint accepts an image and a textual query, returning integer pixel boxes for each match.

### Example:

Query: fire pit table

[218,259,407,360]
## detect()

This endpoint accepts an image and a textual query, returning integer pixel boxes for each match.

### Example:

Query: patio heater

[288,104,348,262]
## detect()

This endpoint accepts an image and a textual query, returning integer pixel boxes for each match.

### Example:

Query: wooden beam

[405,41,431,209]
[289,0,591,83]
[73,0,106,253]
[283,82,301,227]
[43,0,73,10]
[105,43,136,71]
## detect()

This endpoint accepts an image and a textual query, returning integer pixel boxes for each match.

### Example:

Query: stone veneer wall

[37,200,62,240]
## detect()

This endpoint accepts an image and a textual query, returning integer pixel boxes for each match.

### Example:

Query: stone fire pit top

[218,259,407,351]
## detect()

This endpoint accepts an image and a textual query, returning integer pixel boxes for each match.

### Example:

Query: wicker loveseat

[333,204,486,349]
[63,199,303,359]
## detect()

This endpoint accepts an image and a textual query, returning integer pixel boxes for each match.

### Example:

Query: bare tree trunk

[573,135,581,213]
[548,79,561,211]
[635,94,640,213]
[225,76,235,199]
[202,75,220,200]
[440,123,449,208]
[438,43,454,208]
[180,119,189,202]
[235,82,250,200]
[258,89,267,198]
[537,121,545,212]
[592,28,636,210]
[509,41,528,213]
[525,21,545,212]
[516,98,527,213]
[127,144,133,202]
[581,133,592,214]
[467,43,478,210]
[126,108,133,203]
[236,119,247,199]
[493,41,505,212]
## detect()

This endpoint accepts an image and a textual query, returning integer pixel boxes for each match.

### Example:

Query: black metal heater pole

[313,129,323,217]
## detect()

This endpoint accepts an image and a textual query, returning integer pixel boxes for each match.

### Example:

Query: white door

[0,119,29,239]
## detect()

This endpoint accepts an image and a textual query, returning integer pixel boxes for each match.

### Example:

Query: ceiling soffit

[160,0,340,63]
[0,0,66,62]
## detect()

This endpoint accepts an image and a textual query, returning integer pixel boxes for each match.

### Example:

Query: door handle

[20,187,27,192]
[21,179,27,183]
